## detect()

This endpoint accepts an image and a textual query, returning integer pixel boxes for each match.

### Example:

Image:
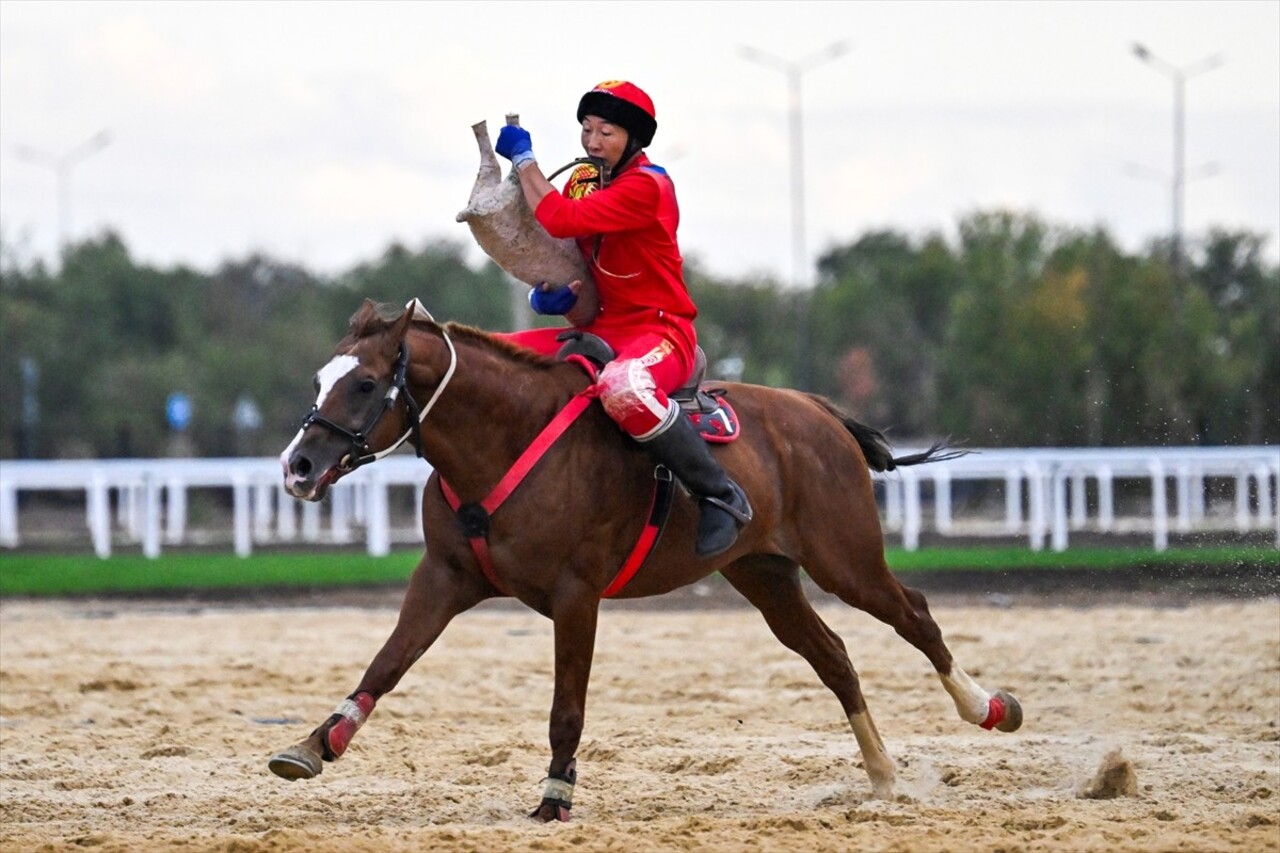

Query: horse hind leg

[721,556,896,799]
[809,547,1023,734]
[895,583,1022,733]
[938,663,1024,733]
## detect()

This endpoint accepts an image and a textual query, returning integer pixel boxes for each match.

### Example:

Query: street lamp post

[13,130,112,253]
[1131,44,1222,277]
[740,40,850,390]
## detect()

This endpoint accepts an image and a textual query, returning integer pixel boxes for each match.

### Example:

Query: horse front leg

[268,552,491,780]
[530,580,600,823]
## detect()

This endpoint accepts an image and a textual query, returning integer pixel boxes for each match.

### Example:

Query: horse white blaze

[938,664,993,725]
[280,354,361,484]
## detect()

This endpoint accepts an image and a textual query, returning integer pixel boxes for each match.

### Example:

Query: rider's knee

[599,361,672,438]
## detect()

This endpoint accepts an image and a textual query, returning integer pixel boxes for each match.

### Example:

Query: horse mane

[345,301,558,372]
[805,393,968,472]
[440,322,560,371]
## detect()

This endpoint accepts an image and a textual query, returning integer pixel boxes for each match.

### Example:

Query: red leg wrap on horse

[324,691,377,758]
[980,695,1006,730]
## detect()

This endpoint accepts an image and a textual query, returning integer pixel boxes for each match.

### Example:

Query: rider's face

[580,115,630,170]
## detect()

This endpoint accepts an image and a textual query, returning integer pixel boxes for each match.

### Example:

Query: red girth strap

[438,369,674,600]
[601,466,674,598]
[440,385,598,597]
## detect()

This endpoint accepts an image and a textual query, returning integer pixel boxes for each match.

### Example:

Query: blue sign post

[166,393,193,433]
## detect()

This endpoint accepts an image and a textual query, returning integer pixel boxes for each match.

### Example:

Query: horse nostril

[292,455,313,478]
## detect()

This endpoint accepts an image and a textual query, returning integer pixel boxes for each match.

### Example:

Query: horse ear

[347,299,414,346]
[386,303,415,346]
[388,298,436,349]
[348,298,378,331]
[373,298,417,356]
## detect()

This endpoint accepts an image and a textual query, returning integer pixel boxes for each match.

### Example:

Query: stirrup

[702,481,753,525]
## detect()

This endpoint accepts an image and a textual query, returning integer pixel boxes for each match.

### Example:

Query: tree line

[1,209,1275,460]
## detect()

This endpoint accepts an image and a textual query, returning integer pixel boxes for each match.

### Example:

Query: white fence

[879,446,1278,552]
[1,446,1276,558]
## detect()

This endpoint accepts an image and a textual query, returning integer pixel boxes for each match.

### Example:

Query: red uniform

[494,79,752,558]
[502,154,696,439]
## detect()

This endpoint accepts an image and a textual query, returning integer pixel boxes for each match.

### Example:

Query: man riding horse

[269,82,1023,822]
[493,79,752,558]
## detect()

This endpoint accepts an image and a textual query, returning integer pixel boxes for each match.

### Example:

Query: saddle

[554,331,740,443]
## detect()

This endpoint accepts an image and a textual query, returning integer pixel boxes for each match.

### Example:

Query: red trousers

[500,315,695,440]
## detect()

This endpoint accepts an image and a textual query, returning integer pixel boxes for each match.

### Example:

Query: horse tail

[806,394,969,473]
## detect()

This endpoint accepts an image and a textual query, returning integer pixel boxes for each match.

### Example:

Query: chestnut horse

[269,299,1022,821]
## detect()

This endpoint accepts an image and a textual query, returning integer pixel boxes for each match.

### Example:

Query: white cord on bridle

[361,299,458,463]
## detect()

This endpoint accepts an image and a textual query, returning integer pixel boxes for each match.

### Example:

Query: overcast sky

[1,0,1277,284]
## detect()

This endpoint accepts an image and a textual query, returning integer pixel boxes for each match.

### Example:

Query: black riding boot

[642,415,753,557]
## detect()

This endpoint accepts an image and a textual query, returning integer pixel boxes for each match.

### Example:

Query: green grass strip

[885,544,1280,572]
[1,545,1275,597]
[0,551,420,597]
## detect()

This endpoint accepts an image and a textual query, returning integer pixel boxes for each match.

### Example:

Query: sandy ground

[1,591,1277,852]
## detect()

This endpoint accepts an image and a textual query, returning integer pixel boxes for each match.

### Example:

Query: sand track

[1,595,1277,851]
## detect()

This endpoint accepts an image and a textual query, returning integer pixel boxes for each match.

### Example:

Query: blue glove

[496,125,536,168]
[528,283,578,315]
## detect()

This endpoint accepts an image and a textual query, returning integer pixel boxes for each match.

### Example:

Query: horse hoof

[268,744,324,780]
[993,690,1023,733]
[530,803,572,822]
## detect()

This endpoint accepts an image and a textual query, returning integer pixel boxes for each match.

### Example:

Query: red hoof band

[556,805,572,822]
[980,695,1006,730]
[992,689,1023,732]
[980,690,1023,732]
[324,691,377,759]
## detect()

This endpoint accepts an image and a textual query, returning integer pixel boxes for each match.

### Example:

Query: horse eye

[358,378,377,394]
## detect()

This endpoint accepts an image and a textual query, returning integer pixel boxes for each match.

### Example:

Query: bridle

[300,322,458,473]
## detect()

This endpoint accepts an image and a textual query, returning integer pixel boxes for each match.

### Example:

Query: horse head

[280,298,448,500]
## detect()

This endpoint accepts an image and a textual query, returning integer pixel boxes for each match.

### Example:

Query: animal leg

[530,580,600,823]
[268,553,492,780]
[810,551,1023,734]
[722,556,896,799]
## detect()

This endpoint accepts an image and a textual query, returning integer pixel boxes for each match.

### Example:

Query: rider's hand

[496,125,536,169]
[528,281,581,315]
